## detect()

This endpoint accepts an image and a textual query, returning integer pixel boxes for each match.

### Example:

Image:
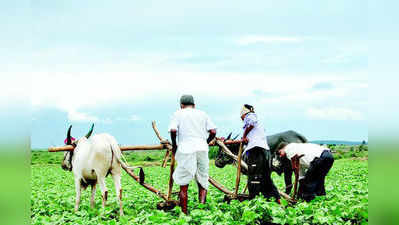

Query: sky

[1,1,376,148]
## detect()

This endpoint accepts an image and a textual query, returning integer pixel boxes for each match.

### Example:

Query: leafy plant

[31,151,368,224]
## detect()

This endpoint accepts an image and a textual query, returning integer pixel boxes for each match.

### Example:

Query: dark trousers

[299,150,334,201]
[244,147,280,200]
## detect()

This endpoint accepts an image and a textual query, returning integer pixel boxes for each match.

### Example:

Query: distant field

[31,148,368,224]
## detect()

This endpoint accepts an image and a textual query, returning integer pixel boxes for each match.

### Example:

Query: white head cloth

[240,105,251,117]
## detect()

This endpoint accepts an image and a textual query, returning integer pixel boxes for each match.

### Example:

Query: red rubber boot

[198,183,207,204]
[179,185,189,214]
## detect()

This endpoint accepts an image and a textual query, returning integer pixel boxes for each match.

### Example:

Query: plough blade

[156,200,179,211]
[139,168,145,184]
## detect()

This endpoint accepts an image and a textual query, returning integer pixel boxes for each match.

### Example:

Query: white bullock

[61,125,124,216]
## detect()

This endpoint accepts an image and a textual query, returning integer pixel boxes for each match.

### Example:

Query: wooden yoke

[49,144,166,152]
[48,145,74,152]
[151,121,175,201]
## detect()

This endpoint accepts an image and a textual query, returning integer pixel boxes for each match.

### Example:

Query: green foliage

[208,146,219,160]
[31,151,368,224]
[333,145,368,160]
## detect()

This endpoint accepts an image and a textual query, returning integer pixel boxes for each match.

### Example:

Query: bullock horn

[85,123,94,139]
[226,132,232,140]
[66,125,72,145]
[232,134,240,140]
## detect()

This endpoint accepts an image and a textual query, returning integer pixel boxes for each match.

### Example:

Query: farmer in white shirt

[277,142,334,201]
[241,104,280,203]
[169,95,216,214]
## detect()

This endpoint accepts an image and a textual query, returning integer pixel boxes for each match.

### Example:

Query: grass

[31,148,368,224]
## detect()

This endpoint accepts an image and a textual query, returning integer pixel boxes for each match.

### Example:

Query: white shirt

[284,143,328,178]
[242,113,269,153]
[168,108,217,154]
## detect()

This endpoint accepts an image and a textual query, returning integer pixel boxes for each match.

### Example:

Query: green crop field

[31,151,368,224]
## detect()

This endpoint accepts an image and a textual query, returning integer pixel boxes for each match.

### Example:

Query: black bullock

[214,130,307,194]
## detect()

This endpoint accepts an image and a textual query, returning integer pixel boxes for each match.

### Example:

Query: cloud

[306,107,365,121]
[68,110,99,122]
[311,82,334,91]
[31,70,367,118]
[129,115,141,122]
[320,53,351,64]
[67,110,114,124]
[235,35,303,45]
[257,78,367,106]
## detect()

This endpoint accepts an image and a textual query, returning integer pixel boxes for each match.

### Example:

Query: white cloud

[129,115,141,122]
[235,35,303,45]
[68,110,99,122]
[67,110,114,124]
[306,107,365,121]
[102,118,113,124]
[257,77,367,106]
[31,71,367,113]
[31,72,308,111]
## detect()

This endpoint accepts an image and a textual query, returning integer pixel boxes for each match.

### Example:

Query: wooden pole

[120,145,166,151]
[215,139,248,171]
[49,144,166,152]
[208,176,233,195]
[151,121,168,144]
[151,121,175,200]
[167,153,176,200]
[234,142,244,197]
[209,139,242,146]
[161,150,170,168]
[48,137,240,152]
[279,190,296,204]
[118,154,168,201]
[293,169,299,200]
[151,121,172,168]
[242,183,248,194]
[48,145,74,152]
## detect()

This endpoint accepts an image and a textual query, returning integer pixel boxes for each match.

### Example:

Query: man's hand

[242,137,249,144]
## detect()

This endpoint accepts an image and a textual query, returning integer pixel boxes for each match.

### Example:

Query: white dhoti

[173,151,209,190]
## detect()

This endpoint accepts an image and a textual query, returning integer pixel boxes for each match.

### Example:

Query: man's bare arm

[242,125,254,143]
[170,129,177,154]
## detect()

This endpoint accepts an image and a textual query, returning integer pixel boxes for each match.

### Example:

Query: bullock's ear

[232,134,239,140]
[85,123,94,139]
[226,132,232,140]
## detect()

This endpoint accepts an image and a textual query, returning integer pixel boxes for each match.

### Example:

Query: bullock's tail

[109,143,126,165]
[110,145,145,183]
[110,144,141,171]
